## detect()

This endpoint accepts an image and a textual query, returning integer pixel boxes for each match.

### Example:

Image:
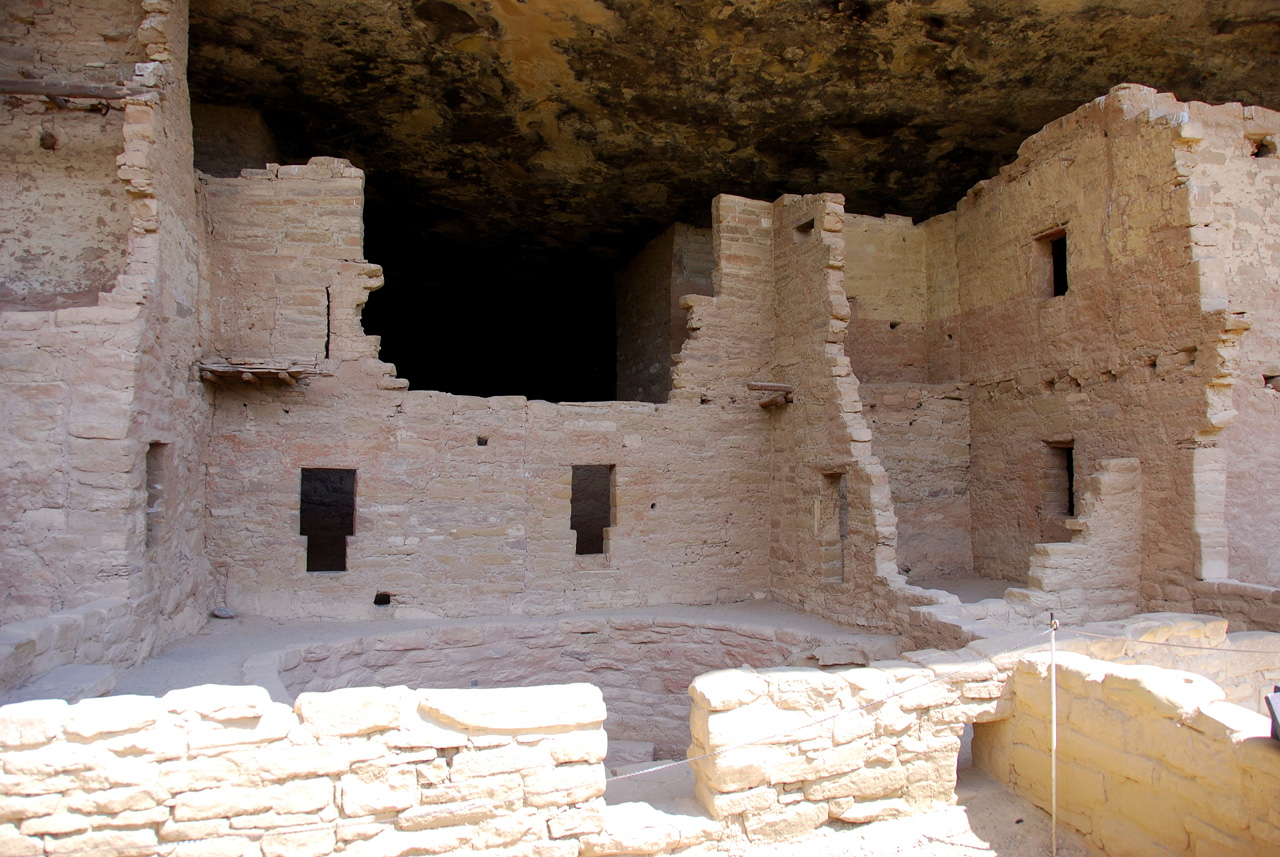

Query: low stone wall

[1061,613,1280,715]
[687,654,1001,839]
[0,682,609,857]
[244,611,899,760]
[2,612,1276,855]
[0,598,141,698]
[976,652,1280,855]
[687,612,1280,842]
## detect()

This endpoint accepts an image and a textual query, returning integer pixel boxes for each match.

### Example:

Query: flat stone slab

[3,664,115,704]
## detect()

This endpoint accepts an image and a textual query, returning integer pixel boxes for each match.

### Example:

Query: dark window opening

[373,591,392,606]
[571,465,614,555]
[362,203,618,402]
[301,468,356,571]
[145,443,169,551]
[1252,137,1276,158]
[476,436,489,446]
[1051,235,1069,296]
[1040,443,1075,543]
[795,217,815,234]
[1035,228,1069,298]
[818,472,848,582]
[1265,375,1280,392]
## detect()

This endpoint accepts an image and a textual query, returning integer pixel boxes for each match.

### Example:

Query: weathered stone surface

[688,669,768,712]
[296,687,400,737]
[418,684,606,732]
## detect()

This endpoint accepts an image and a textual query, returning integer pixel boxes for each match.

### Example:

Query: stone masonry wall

[207,388,774,622]
[0,0,217,662]
[861,383,972,580]
[667,194,775,406]
[0,0,146,310]
[935,89,1216,594]
[765,194,939,635]
[1191,102,1280,589]
[976,651,1280,855]
[0,612,1272,854]
[1,0,144,82]
[0,682,610,857]
[667,225,714,369]
[691,613,1280,847]
[841,213,928,384]
[201,159,367,364]
[203,186,780,623]
[0,106,131,311]
[130,0,220,648]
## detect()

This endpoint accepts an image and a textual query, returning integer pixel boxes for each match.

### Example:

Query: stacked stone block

[978,651,1280,855]
[0,682,608,857]
[686,656,1005,838]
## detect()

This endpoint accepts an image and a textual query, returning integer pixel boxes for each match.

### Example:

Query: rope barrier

[1050,614,1059,857]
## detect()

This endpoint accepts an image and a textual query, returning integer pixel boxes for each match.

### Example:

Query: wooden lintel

[747,381,795,393]
[0,79,149,99]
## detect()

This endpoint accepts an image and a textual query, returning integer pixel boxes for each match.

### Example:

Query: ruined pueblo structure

[2,1,1280,855]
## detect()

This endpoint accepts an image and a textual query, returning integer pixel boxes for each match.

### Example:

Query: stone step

[2,664,115,705]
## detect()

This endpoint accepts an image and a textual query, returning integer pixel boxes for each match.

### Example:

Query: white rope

[1050,613,1059,857]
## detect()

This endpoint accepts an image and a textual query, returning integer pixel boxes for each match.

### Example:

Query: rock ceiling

[189,0,1280,263]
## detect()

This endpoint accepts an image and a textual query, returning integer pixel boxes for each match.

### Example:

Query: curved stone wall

[248,611,900,760]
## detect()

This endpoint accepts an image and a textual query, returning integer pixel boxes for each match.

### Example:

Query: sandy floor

[912,576,1013,604]
[606,762,1091,857]
[767,768,1091,857]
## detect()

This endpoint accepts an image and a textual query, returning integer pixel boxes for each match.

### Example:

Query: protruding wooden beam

[240,372,259,384]
[0,79,148,99]
[747,381,795,393]
[278,371,296,385]
[758,393,790,408]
